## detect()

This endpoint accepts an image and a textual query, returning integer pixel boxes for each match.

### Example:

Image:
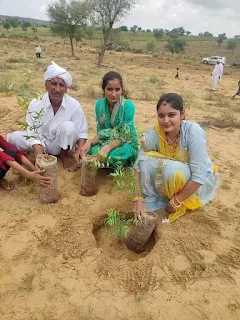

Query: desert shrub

[115,39,131,52]
[0,74,15,94]
[146,39,157,53]
[200,110,240,129]
[131,48,144,54]
[6,57,28,63]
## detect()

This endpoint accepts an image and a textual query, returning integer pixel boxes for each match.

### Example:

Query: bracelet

[132,196,144,202]
[170,197,181,209]
[174,194,183,205]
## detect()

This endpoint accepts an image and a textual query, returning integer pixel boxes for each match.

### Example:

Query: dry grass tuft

[6,57,28,63]
[0,63,16,71]
[200,110,240,128]
[0,73,15,94]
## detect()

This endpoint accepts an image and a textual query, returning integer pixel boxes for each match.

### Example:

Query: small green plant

[104,208,140,238]
[150,76,158,84]
[15,69,46,151]
[109,166,136,196]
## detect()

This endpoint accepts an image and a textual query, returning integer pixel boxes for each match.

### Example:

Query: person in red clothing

[175,68,180,80]
[0,135,51,190]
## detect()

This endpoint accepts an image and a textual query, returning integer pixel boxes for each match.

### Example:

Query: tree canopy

[47,0,91,56]
[166,36,186,55]
[217,33,227,46]
[91,0,136,67]
[227,39,238,53]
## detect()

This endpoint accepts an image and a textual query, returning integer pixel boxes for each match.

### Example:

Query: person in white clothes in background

[211,59,223,91]
[35,45,41,59]
[7,61,88,172]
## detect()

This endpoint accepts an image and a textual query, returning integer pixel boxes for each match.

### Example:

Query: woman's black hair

[101,71,128,98]
[156,93,184,111]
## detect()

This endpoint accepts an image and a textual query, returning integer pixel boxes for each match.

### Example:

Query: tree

[227,39,238,53]
[84,26,94,40]
[146,29,151,33]
[170,26,185,36]
[217,33,227,46]
[7,17,19,30]
[202,31,213,37]
[166,36,186,55]
[130,25,138,34]
[153,28,164,40]
[234,35,240,40]
[21,21,31,31]
[31,26,38,32]
[186,31,191,36]
[75,28,85,45]
[3,21,11,31]
[146,39,157,53]
[91,0,136,67]
[137,27,142,32]
[119,25,128,31]
[47,0,91,56]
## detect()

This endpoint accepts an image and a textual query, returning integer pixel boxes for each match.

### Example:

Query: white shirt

[35,46,41,53]
[212,63,223,79]
[26,92,88,147]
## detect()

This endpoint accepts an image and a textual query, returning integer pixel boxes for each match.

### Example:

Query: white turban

[217,59,222,63]
[44,61,72,87]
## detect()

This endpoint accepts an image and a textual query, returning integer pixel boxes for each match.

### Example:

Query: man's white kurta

[7,93,88,155]
[211,63,223,90]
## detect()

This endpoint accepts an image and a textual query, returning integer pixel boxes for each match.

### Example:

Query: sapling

[104,208,140,239]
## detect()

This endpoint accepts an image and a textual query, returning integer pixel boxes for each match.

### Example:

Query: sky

[0,0,239,37]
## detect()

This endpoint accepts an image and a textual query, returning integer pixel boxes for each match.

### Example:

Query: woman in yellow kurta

[133,93,219,223]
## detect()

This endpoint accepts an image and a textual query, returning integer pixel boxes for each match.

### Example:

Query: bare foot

[60,154,79,172]
[0,179,15,191]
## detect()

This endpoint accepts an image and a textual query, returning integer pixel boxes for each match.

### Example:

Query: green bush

[146,39,157,53]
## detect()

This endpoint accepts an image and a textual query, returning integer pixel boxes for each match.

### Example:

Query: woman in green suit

[81,71,138,166]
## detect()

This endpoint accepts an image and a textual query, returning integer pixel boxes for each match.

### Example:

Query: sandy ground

[0,38,240,320]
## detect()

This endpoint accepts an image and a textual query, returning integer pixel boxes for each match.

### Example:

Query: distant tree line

[2,17,39,32]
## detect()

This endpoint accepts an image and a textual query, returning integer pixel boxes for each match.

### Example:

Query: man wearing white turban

[7,61,88,171]
[211,59,223,91]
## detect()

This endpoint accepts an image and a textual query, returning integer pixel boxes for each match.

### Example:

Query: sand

[1,39,240,320]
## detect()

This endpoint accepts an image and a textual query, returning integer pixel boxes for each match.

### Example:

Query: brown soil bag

[38,155,59,204]
[79,157,98,196]
[125,212,158,253]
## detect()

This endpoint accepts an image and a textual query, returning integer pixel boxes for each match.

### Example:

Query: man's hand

[73,149,81,161]
[35,154,44,169]
[79,141,91,158]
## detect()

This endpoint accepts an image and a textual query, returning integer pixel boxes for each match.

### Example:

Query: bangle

[174,194,183,205]
[132,196,144,202]
[170,197,181,209]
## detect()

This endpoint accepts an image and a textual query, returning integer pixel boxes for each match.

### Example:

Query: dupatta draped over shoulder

[134,121,218,223]
[89,96,138,166]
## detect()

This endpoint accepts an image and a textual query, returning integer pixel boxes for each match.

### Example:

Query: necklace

[166,132,180,146]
